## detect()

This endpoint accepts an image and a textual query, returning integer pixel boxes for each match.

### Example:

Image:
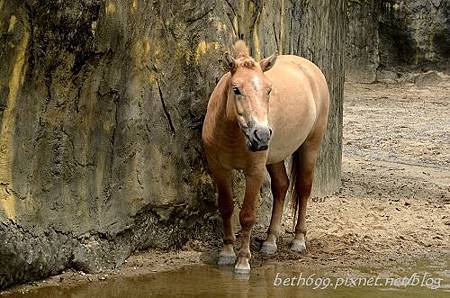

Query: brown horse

[202,41,329,274]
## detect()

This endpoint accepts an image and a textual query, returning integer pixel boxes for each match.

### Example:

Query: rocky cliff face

[379,0,450,69]
[1,0,223,288]
[0,0,345,289]
[346,0,450,82]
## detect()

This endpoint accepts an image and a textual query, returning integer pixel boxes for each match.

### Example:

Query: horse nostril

[269,128,273,137]
[253,129,261,141]
[253,128,271,142]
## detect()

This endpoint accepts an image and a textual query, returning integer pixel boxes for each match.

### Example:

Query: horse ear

[223,52,236,72]
[260,52,277,72]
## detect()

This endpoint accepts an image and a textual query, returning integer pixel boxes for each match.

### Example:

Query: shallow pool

[4,260,450,297]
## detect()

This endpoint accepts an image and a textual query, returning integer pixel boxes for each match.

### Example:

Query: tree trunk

[0,0,345,288]
[346,0,380,83]
[284,0,346,197]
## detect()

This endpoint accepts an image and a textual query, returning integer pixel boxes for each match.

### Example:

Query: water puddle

[3,259,450,297]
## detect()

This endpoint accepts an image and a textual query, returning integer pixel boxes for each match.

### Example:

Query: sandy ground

[2,76,449,295]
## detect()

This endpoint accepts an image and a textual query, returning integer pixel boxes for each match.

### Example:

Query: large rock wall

[346,0,450,82]
[0,0,223,288]
[379,0,450,69]
[0,0,345,289]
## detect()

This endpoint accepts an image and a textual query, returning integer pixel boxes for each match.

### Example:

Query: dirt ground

[2,75,449,295]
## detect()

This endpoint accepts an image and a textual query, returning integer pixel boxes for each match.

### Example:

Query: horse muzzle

[246,125,272,152]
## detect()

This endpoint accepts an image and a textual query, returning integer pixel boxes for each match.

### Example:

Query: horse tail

[290,148,301,231]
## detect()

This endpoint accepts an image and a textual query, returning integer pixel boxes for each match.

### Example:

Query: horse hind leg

[261,162,289,255]
[290,141,321,253]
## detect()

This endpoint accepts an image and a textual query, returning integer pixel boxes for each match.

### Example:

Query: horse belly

[266,94,317,165]
[266,123,314,165]
[264,57,323,165]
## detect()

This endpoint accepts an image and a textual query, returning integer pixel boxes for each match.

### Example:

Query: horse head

[223,41,277,152]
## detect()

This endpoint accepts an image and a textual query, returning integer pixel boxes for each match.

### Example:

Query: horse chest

[205,141,266,171]
[221,149,267,170]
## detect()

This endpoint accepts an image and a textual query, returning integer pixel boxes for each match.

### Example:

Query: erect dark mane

[233,40,257,69]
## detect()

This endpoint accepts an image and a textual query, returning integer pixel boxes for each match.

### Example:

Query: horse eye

[233,87,241,96]
[268,89,272,95]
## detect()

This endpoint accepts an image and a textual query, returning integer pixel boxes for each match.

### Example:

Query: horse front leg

[235,171,265,274]
[212,169,236,265]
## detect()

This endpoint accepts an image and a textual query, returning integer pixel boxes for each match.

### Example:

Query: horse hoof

[235,266,251,275]
[290,239,307,253]
[234,258,250,274]
[218,254,236,266]
[261,242,277,255]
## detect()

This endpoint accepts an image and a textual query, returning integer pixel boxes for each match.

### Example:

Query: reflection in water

[3,262,450,298]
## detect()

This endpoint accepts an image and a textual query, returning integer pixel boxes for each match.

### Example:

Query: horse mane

[234,40,249,57]
[233,40,256,69]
